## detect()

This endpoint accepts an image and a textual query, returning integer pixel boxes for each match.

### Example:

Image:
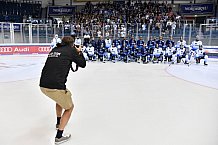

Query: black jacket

[40,44,86,90]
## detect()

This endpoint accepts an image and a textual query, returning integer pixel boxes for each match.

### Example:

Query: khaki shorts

[40,87,73,110]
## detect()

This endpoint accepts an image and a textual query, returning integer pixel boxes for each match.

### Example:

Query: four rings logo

[0,47,13,53]
[38,47,51,52]
[0,46,51,54]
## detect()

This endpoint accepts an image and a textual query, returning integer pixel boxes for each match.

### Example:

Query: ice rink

[0,54,218,145]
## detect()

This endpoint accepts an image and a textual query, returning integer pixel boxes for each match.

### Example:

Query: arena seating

[0,0,42,23]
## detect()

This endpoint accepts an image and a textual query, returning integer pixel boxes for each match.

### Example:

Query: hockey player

[74,37,82,47]
[152,44,164,63]
[83,33,90,47]
[119,38,128,61]
[156,36,165,48]
[195,45,208,65]
[189,35,203,62]
[124,45,132,63]
[137,36,145,49]
[97,41,106,62]
[129,36,136,50]
[176,36,187,49]
[85,44,95,61]
[121,37,129,48]
[176,44,189,64]
[141,44,149,64]
[81,45,88,61]
[165,43,176,63]
[104,37,112,60]
[147,36,155,49]
[105,37,112,49]
[135,43,143,63]
[166,35,175,47]
[156,36,166,60]
[97,36,105,51]
[97,36,105,62]
[120,40,130,63]
[109,43,119,62]
[190,35,203,52]
[90,37,97,50]
[147,36,156,61]
[51,34,62,49]
[130,44,138,62]
[112,38,121,49]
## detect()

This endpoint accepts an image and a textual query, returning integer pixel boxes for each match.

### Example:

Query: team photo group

[61,34,209,65]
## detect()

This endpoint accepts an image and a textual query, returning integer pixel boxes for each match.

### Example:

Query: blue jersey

[97,39,105,49]
[166,39,175,47]
[135,47,142,55]
[156,39,165,48]
[137,40,145,48]
[121,39,129,47]
[147,40,155,49]
[123,46,131,55]
[113,39,121,47]
[90,40,97,49]
[129,39,136,48]
[98,47,105,55]
[141,46,148,56]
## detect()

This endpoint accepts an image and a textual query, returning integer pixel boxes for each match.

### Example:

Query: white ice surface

[0,55,218,145]
[167,62,218,90]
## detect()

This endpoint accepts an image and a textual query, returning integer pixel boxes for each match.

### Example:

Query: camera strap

[71,64,78,72]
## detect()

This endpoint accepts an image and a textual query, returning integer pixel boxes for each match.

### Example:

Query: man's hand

[75,45,82,55]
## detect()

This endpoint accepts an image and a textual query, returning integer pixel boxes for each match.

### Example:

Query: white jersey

[51,37,61,49]
[81,46,88,60]
[176,40,186,48]
[153,47,163,56]
[190,40,202,51]
[81,46,86,53]
[75,38,82,46]
[109,46,118,55]
[196,48,205,57]
[86,46,95,55]
[166,46,176,56]
[105,38,112,48]
[177,47,186,56]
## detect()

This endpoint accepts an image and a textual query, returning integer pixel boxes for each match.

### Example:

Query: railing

[0,22,218,46]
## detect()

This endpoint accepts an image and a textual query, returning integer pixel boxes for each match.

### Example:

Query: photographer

[39,36,86,144]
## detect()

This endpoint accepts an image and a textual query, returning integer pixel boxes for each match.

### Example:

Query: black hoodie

[40,44,86,90]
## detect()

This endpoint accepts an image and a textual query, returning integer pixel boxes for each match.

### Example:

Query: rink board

[0,44,218,57]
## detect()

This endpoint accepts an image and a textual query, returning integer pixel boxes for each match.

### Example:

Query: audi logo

[0,47,13,52]
[38,47,51,52]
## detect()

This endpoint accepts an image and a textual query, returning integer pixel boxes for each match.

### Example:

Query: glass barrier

[0,22,217,46]
[199,24,218,46]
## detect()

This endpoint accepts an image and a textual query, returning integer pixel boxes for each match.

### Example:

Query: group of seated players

[54,34,208,65]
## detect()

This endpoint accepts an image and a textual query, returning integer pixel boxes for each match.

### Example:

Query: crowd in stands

[71,1,181,38]
[0,1,182,40]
